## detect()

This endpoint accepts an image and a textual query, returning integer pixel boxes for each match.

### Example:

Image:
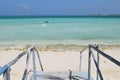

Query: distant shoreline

[0,15,120,19]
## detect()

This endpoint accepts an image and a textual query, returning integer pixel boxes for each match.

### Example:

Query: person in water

[45,21,49,23]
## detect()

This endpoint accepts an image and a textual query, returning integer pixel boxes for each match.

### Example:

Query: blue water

[0,16,120,45]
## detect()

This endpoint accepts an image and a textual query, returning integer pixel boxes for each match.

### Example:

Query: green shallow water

[0,16,120,45]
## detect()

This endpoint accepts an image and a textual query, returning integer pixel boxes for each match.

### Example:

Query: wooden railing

[0,45,120,80]
[87,45,120,80]
[0,46,43,80]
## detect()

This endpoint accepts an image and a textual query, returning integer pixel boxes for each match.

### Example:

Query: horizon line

[0,14,120,18]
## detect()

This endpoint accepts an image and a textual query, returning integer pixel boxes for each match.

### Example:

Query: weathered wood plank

[30,71,89,80]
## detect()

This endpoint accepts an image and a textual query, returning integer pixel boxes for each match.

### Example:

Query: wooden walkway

[0,45,120,80]
[30,71,89,80]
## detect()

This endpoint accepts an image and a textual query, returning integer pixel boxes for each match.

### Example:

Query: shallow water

[0,16,120,45]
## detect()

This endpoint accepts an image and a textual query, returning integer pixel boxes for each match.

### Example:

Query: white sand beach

[0,45,120,80]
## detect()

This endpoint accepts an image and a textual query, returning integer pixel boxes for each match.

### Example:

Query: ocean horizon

[0,16,120,45]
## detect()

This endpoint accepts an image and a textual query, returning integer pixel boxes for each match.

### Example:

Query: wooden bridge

[0,45,120,80]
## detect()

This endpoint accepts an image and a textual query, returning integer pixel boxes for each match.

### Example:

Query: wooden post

[96,45,99,80]
[35,49,44,71]
[79,52,82,72]
[3,67,11,80]
[22,53,30,80]
[79,47,87,72]
[69,70,72,80]
[31,49,36,80]
[88,45,91,80]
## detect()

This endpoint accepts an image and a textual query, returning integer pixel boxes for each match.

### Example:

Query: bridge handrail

[89,45,120,66]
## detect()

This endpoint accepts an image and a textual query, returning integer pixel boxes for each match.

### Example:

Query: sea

[0,16,120,45]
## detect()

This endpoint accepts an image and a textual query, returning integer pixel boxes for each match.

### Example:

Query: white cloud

[20,4,30,9]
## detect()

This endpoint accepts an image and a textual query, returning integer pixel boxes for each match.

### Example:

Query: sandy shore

[0,44,120,80]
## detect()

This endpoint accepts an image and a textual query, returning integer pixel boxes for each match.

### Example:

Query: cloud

[20,4,30,9]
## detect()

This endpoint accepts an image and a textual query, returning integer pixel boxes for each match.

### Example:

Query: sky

[0,0,120,16]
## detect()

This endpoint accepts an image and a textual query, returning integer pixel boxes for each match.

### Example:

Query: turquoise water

[0,16,120,45]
